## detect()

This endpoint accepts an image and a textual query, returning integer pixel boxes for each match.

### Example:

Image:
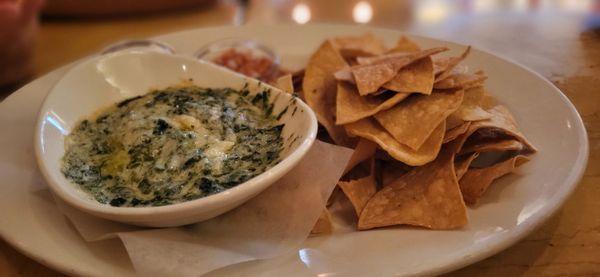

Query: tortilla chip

[461,139,523,155]
[352,62,397,96]
[291,68,305,87]
[358,141,468,230]
[433,71,487,90]
[355,52,408,66]
[334,69,355,83]
[455,152,479,180]
[449,86,493,122]
[373,149,396,161]
[480,91,497,110]
[369,155,379,176]
[457,105,536,153]
[310,209,333,235]
[275,74,294,93]
[434,46,471,82]
[332,33,386,58]
[338,173,378,216]
[382,56,434,95]
[387,36,421,53]
[381,161,411,186]
[345,119,445,166]
[446,116,465,130]
[448,64,469,75]
[303,40,354,146]
[370,88,390,96]
[374,90,464,150]
[336,82,411,124]
[444,121,471,143]
[460,155,530,204]
[336,47,447,95]
[356,47,448,66]
[344,138,378,174]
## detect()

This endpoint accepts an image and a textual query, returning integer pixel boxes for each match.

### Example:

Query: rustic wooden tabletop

[1,0,598,276]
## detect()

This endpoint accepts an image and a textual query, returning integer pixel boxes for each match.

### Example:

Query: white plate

[0,24,588,276]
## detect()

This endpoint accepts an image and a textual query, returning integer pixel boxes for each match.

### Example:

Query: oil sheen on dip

[61,86,284,207]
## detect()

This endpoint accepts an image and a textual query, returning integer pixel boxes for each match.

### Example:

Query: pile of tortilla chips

[284,33,536,232]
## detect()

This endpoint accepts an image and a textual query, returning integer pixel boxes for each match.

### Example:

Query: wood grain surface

[1,0,598,276]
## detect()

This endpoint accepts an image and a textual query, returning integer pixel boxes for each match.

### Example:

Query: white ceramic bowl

[34,50,317,227]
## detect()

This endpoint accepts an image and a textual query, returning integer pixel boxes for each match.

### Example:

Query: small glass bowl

[101,39,175,55]
[194,38,281,80]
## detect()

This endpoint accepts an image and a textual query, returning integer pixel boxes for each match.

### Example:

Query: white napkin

[55,141,352,276]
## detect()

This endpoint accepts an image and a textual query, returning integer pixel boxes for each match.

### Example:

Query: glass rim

[100,39,175,55]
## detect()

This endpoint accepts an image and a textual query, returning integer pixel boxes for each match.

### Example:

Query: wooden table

[2,0,599,275]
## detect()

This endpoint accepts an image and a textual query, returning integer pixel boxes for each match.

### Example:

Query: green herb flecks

[61,86,284,207]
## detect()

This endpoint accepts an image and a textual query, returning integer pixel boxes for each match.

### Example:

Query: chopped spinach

[62,86,284,207]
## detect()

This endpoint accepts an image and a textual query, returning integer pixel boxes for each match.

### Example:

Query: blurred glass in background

[0,0,44,88]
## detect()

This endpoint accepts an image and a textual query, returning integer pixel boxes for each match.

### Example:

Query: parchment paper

[55,141,353,276]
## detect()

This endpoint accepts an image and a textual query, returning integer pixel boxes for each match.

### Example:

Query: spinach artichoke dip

[61,86,284,207]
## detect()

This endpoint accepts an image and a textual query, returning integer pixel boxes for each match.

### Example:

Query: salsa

[212,48,277,82]
[61,86,284,207]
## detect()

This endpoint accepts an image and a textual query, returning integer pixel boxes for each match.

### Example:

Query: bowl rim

[33,51,318,218]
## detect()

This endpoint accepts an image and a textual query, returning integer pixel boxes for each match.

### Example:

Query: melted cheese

[61,86,284,207]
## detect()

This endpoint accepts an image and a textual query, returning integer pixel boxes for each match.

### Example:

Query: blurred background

[1,0,599,275]
[0,0,599,99]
